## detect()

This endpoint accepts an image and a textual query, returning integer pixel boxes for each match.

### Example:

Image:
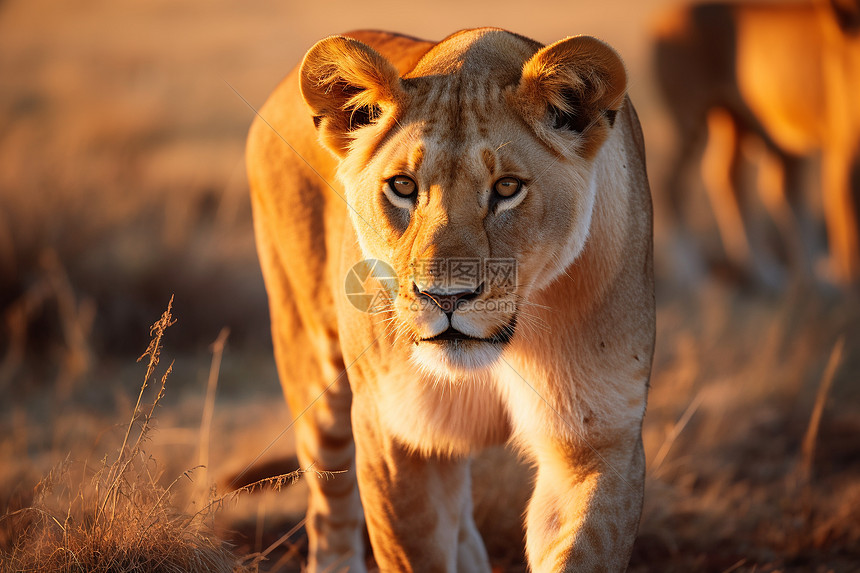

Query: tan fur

[655,0,860,286]
[247,28,654,572]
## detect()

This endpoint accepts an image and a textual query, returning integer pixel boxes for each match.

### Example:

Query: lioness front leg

[524,434,645,572]
[351,395,491,573]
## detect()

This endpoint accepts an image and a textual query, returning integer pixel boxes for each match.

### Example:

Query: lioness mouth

[422,317,517,345]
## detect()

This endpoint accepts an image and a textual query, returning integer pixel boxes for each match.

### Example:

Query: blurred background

[1,0,858,571]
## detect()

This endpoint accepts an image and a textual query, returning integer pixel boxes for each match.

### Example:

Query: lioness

[655,0,860,286]
[247,28,654,572]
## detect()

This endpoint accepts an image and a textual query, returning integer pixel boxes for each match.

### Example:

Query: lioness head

[300,28,626,379]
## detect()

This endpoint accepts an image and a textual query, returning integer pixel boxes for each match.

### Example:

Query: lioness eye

[389,175,417,199]
[493,177,521,198]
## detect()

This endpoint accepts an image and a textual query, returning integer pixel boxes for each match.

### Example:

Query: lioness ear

[515,35,626,145]
[300,36,404,157]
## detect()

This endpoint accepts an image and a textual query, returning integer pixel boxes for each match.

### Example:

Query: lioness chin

[248,27,654,572]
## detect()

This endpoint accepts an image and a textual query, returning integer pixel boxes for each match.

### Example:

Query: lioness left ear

[300,36,404,157]
[515,35,626,140]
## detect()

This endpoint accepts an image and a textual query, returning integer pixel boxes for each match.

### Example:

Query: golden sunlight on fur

[247,27,654,572]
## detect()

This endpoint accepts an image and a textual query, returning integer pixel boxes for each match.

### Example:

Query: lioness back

[248,28,654,572]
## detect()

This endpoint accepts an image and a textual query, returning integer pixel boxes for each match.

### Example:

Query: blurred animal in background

[654,0,860,288]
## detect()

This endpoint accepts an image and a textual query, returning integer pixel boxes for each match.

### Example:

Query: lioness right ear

[514,35,627,154]
[300,36,404,157]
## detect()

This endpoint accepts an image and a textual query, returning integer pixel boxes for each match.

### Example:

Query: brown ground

[1,0,859,571]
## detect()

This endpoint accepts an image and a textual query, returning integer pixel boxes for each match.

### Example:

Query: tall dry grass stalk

[649,388,705,478]
[0,299,248,572]
[195,327,230,505]
[797,336,845,486]
[0,250,95,395]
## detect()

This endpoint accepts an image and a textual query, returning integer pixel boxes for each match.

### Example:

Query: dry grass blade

[267,535,307,572]
[242,516,307,569]
[99,296,175,525]
[649,389,705,477]
[196,327,230,503]
[199,466,337,519]
[1,299,250,572]
[40,250,95,394]
[797,336,845,486]
[721,558,747,573]
[0,252,95,393]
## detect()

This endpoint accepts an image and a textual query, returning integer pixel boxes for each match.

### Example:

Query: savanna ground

[1,0,858,571]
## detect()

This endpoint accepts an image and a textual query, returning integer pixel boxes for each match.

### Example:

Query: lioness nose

[413,282,483,316]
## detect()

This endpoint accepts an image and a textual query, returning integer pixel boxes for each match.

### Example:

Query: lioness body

[248,29,654,572]
[655,0,860,286]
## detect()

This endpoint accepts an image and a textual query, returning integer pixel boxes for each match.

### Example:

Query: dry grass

[630,286,860,572]
[0,299,326,573]
[0,300,250,573]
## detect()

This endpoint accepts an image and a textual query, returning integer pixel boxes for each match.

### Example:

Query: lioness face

[340,103,598,378]
[301,30,626,379]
